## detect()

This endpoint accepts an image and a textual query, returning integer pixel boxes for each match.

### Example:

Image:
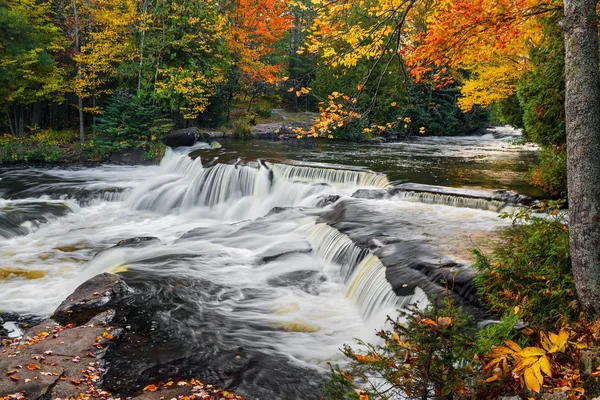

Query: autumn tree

[0,0,64,137]
[226,0,292,111]
[562,0,600,317]
[132,0,229,122]
[71,0,138,137]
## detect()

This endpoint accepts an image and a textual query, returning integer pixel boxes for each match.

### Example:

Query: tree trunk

[563,0,600,317]
[137,0,148,91]
[92,95,96,138]
[73,0,85,143]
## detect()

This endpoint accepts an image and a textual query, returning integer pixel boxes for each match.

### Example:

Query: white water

[0,143,520,381]
[0,149,403,373]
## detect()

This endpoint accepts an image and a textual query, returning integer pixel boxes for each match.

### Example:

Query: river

[0,127,539,398]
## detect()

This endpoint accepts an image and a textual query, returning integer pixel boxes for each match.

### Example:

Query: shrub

[254,104,273,119]
[231,117,254,140]
[526,146,567,198]
[323,297,477,399]
[473,202,575,330]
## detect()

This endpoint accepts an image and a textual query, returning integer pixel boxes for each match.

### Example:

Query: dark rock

[266,206,290,216]
[162,127,198,147]
[110,148,158,165]
[315,195,340,207]
[53,273,133,326]
[351,189,388,200]
[113,236,160,249]
[198,131,226,140]
[491,189,536,206]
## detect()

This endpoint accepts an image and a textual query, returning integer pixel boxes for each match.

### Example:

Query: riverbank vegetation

[326,203,600,399]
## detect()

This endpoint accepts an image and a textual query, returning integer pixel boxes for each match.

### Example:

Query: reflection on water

[203,126,540,197]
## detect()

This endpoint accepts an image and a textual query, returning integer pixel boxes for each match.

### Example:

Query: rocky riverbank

[0,273,245,400]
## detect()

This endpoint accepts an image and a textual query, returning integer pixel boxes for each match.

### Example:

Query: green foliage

[95,92,172,149]
[231,117,254,140]
[0,0,64,108]
[526,146,568,199]
[474,312,520,356]
[516,16,565,147]
[491,95,524,129]
[324,297,477,399]
[142,141,166,161]
[0,131,108,164]
[473,203,576,330]
[254,104,273,119]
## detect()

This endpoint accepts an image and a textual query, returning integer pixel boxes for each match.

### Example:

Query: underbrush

[325,203,600,399]
[0,130,108,163]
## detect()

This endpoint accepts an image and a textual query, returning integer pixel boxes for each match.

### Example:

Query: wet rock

[0,312,121,400]
[351,189,387,200]
[315,194,340,207]
[198,131,227,140]
[162,127,198,147]
[110,148,159,165]
[491,189,536,206]
[113,236,161,249]
[53,273,132,326]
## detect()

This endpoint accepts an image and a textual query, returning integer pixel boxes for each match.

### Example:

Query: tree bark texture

[563,0,600,316]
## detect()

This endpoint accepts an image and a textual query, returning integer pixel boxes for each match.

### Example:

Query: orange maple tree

[227,0,292,105]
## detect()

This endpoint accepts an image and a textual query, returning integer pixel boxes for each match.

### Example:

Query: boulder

[161,127,198,147]
[580,346,600,379]
[53,273,133,326]
[109,148,158,165]
[0,312,121,400]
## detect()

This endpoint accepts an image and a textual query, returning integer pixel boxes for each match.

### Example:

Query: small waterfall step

[353,182,535,212]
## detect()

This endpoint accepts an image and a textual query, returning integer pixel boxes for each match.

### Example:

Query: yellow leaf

[488,346,514,358]
[518,347,546,357]
[538,355,552,377]
[357,84,364,90]
[514,306,520,314]
[513,356,539,374]
[524,367,541,393]
[504,340,522,352]
[296,91,302,97]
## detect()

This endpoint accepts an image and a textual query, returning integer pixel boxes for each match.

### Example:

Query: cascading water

[0,135,532,398]
[392,191,511,212]
[271,163,390,188]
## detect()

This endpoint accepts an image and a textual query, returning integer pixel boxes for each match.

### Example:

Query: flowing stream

[0,127,539,398]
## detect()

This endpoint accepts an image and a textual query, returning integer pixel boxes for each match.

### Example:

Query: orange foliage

[228,0,293,87]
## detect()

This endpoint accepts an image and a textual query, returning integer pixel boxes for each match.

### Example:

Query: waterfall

[392,191,510,212]
[306,223,368,281]
[306,223,427,318]
[270,163,390,189]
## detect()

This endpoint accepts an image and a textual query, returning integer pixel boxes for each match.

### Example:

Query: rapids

[0,127,538,398]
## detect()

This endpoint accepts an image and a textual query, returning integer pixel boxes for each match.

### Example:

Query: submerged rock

[113,236,161,249]
[53,273,133,326]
